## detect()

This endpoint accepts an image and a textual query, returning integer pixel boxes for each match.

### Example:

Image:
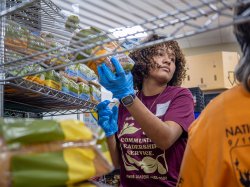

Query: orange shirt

[178,84,250,187]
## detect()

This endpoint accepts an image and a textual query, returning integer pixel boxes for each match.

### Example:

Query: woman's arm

[96,100,120,168]
[126,97,183,150]
[107,135,120,169]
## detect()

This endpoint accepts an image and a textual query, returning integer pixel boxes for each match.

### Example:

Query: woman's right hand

[97,57,134,99]
[96,100,118,137]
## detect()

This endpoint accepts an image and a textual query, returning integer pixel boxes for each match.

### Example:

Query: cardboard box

[182,51,239,91]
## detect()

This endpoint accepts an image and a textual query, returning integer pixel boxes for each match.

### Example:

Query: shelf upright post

[0,0,6,117]
[77,112,80,120]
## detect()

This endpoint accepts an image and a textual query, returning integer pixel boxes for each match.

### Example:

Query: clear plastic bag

[88,41,135,74]
[0,118,113,187]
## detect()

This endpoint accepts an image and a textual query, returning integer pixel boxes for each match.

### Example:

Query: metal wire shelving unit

[0,0,250,117]
[1,0,98,117]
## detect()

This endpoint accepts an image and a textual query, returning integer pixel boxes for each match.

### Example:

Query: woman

[97,35,194,187]
[177,4,250,187]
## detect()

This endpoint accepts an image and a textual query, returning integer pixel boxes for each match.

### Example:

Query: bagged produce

[68,79,79,97]
[0,118,113,187]
[65,15,80,31]
[61,74,71,94]
[78,82,91,101]
[83,110,112,165]
[24,64,45,85]
[71,27,108,59]
[27,33,48,52]
[88,41,135,74]
[40,32,71,67]
[40,31,58,49]
[49,56,69,67]
[5,21,29,50]
[89,84,101,104]
[65,65,78,79]
[9,63,45,85]
[44,70,62,90]
[77,64,98,81]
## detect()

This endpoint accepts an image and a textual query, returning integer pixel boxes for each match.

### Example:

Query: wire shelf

[4,78,96,113]
[4,108,43,118]
[0,0,250,81]
[41,108,94,117]
[4,107,94,118]
[4,103,96,117]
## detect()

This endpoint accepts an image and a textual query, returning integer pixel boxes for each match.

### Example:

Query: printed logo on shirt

[225,123,250,187]
[118,121,169,180]
[231,146,250,187]
[156,101,171,117]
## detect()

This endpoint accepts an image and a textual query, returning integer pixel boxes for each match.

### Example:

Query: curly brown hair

[129,34,186,91]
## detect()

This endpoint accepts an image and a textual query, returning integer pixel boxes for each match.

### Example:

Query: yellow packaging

[24,74,45,85]
[44,70,62,90]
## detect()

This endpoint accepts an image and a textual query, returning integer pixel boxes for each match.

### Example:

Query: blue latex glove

[96,100,118,137]
[97,57,134,99]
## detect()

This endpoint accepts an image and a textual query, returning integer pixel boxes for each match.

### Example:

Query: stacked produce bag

[0,118,113,187]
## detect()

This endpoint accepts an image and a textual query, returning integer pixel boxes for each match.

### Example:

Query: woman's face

[148,46,176,84]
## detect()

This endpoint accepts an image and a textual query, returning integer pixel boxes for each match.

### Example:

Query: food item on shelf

[77,63,98,81]
[64,64,79,83]
[9,66,28,78]
[64,63,98,84]
[68,79,79,97]
[0,118,113,187]
[40,32,71,67]
[24,64,45,85]
[27,33,48,52]
[65,15,80,31]
[78,82,91,100]
[77,76,89,84]
[44,70,62,90]
[59,70,78,83]
[112,53,135,72]
[9,63,45,85]
[60,74,71,95]
[40,31,57,48]
[70,27,109,71]
[90,42,135,73]
[89,80,101,89]
[88,41,135,74]
[71,27,108,58]
[49,56,69,66]
[65,64,78,78]
[89,84,101,104]
[5,21,29,50]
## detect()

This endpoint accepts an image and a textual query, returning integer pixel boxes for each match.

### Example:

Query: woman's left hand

[97,57,134,99]
[96,100,118,137]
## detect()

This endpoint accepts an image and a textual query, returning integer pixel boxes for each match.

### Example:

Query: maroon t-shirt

[117,86,195,187]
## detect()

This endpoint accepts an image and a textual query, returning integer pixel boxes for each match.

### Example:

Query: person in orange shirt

[177,3,250,187]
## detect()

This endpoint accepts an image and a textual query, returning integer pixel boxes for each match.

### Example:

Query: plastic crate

[194,112,201,119]
[188,87,205,112]
[204,93,220,106]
